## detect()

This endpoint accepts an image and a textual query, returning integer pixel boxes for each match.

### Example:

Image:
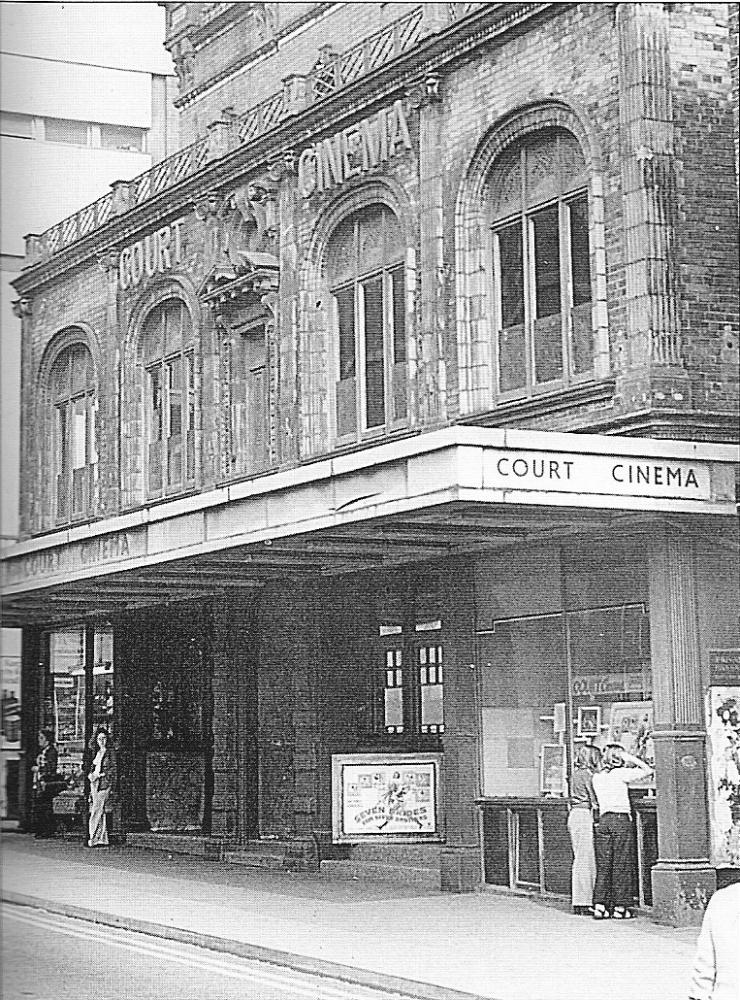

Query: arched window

[327,204,407,440]
[140,299,195,495]
[490,128,593,394]
[50,342,97,523]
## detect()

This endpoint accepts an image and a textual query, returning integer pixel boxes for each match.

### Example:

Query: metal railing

[29,2,490,264]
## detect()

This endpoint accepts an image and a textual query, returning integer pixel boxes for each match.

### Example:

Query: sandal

[592,904,611,920]
[612,906,637,919]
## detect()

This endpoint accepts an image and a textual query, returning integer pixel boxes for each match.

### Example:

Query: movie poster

[332,754,442,842]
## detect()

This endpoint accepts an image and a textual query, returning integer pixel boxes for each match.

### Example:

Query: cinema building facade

[3,2,739,925]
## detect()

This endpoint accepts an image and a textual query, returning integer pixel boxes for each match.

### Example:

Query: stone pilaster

[616,3,689,408]
[648,521,715,925]
[12,297,33,536]
[415,73,447,427]
[439,559,481,892]
[274,150,300,464]
[97,249,120,517]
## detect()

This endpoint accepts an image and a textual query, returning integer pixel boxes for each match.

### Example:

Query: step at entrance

[126,831,223,861]
[224,838,319,872]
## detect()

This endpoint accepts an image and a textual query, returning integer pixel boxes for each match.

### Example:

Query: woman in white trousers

[567,744,601,915]
[88,727,116,847]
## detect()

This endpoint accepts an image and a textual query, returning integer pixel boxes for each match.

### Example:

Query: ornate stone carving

[12,298,32,318]
[173,38,195,91]
[96,248,120,274]
[110,180,133,216]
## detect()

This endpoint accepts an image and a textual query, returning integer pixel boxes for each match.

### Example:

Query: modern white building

[0,0,177,817]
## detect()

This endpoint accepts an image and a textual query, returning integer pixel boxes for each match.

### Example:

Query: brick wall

[176,2,415,145]
[17,3,739,538]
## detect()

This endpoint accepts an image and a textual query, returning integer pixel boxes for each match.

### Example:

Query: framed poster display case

[332,752,443,843]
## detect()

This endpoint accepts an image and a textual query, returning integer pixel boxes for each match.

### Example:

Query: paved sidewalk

[2,834,698,1000]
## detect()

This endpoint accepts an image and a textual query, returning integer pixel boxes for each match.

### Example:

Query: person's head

[574,744,602,772]
[602,744,626,771]
[38,728,55,748]
[94,727,109,750]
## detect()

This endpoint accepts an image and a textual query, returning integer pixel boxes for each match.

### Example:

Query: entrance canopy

[2,427,737,627]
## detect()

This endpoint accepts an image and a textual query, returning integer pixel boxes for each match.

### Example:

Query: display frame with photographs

[576,705,601,738]
[539,743,567,797]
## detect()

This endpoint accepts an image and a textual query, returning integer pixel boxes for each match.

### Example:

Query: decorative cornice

[174,3,337,110]
[12,2,554,296]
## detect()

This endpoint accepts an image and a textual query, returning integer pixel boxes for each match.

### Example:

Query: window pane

[569,196,591,307]
[496,222,526,392]
[391,266,406,364]
[100,123,145,151]
[384,687,404,732]
[45,117,88,145]
[148,367,163,493]
[421,683,444,732]
[532,206,563,383]
[168,358,183,438]
[71,398,88,469]
[167,358,183,486]
[335,287,356,381]
[362,276,385,428]
[498,223,524,329]
[56,405,69,519]
[532,206,561,319]
[357,205,385,274]
[186,353,196,480]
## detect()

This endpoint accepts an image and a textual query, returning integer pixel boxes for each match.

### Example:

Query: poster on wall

[332,753,443,843]
[706,686,740,867]
[607,701,655,788]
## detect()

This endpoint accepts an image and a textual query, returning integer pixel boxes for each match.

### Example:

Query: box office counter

[478,792,658,906]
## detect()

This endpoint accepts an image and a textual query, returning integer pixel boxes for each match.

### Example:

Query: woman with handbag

[87,727,117,847]
[32,728,59,839]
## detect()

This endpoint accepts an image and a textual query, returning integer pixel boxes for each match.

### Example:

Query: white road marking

[3,904,412,1000]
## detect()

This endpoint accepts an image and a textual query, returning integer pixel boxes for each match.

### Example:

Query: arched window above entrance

[48,340,97,524]
[139,299,196,496]
[325,203,407,441]
[489,127,593,395]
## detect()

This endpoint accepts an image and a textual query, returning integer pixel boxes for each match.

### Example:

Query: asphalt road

[2,903,419,1000]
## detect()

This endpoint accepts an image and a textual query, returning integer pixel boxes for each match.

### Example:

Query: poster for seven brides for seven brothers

[332,754,442,842]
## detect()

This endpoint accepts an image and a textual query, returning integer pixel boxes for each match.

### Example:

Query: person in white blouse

[87,727,117,847]
[688,882,740,1000]
[591,743,652,919]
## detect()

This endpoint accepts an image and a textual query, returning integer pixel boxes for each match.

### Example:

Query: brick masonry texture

[15,2,740,538]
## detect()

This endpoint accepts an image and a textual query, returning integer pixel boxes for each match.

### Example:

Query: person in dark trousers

[32,728,59,838]
[591,743,653,919]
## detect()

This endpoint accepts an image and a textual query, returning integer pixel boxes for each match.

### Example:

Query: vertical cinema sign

[298,100,412,198]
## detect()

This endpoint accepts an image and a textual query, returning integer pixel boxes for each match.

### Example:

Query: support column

[439,559,481,892]
[19,627,43,831]
[415,72,447,427]
[210,593,258,842]
[649,522,715,925]
[114,612,152,831]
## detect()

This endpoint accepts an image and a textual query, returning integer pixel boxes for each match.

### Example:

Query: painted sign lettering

[4,531,141,585]
[482,449,711,500]
[118,221,183,291]
[298,100,413,198]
